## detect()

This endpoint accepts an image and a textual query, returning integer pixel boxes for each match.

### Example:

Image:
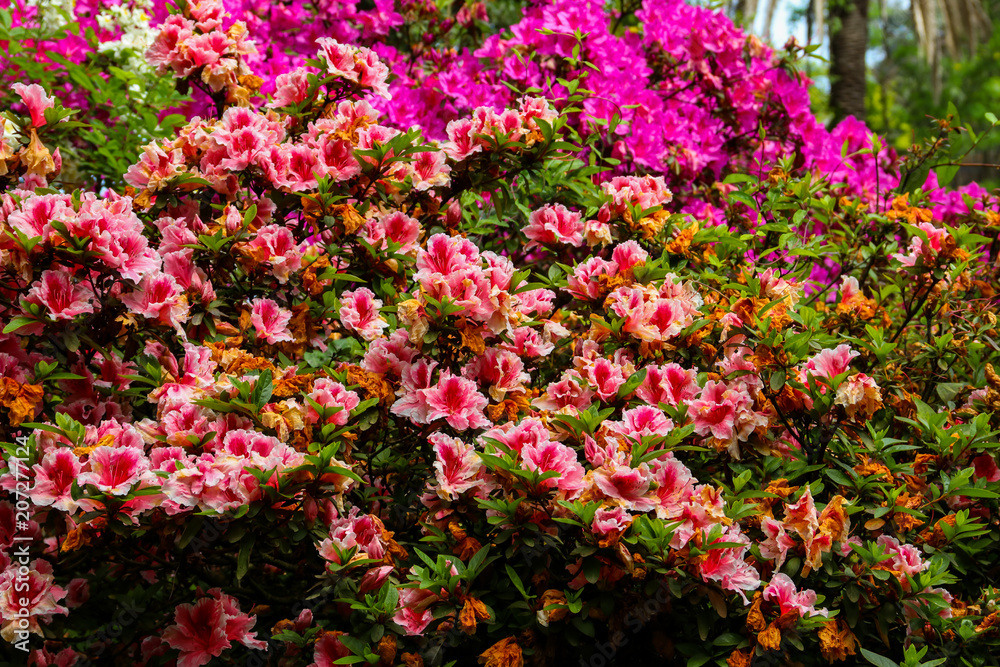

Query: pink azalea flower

[78,446,149,496]
[611,241,649,273]
[521,440,586,494]
[763,573,828,617]
[534,371,594,411]
[587,358,626,401]
[592,505,632,537]
[0,559,68,642]
[601,175,672,215]
[270,67,314,108]
[311,631,352,666]
[250,298,294,344]
[208,588,267,651]
[306,379,361,426]
[423,373,490,431]
[125,142,187,191]
[464,347,529,401]
[604,405,675,442]
[12,83,55,127]
[362,330,418,376]
[122,272,189,331]
[592,451,656,512]
[481,417,551,455]
[839,276,860,302]
[411,150,451,191]
[29,449,83,513]
[565,256,618,300]
[650,456,697,519]
[364,211,421,254]
[972,455,1000,483]
[25,270,95,321]
[636,363,699,407]
[393,587,437,636]
[340,288,388,341]
[893,222,950,267]
[315,38,390,99]
[523,204,584,247]
[877,535,928,582]
[695,525,760,603]
[162,592,264,667]
[799,344,859,384]
[687,380,739,440]
[7,193,74,239]
[246,224,303,283]
[430,433,485,500]
[758,516,796,569]
[316,508,387,565]
[390,359,439,424]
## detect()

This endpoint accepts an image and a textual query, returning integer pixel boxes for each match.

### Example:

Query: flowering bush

[3,1,1000,667]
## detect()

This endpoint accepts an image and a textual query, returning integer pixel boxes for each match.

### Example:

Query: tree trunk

[829,0,870,124]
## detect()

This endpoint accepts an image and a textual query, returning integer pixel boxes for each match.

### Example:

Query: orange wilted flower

[818,618,858,662]
[478,637,523,667]
[0,378,44,426]
[757,621,782,651]
[536,589,568,627]
[727,648,752,667]
[459,597,491,635]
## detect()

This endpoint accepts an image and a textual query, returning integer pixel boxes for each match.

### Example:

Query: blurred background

[724,0,1000,187]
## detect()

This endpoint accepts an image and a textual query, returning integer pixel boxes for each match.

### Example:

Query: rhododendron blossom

[25,270,95,321]
[250,298,293,344]
[12,83,55,127]
[763,574,828,618]
[339,287,388,341]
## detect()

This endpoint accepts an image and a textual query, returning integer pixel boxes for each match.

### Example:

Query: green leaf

[859,648,898,667]
[176,515,206,549]
[505,564,533,600]
[3,316,37,334]
[236,534,255,581]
